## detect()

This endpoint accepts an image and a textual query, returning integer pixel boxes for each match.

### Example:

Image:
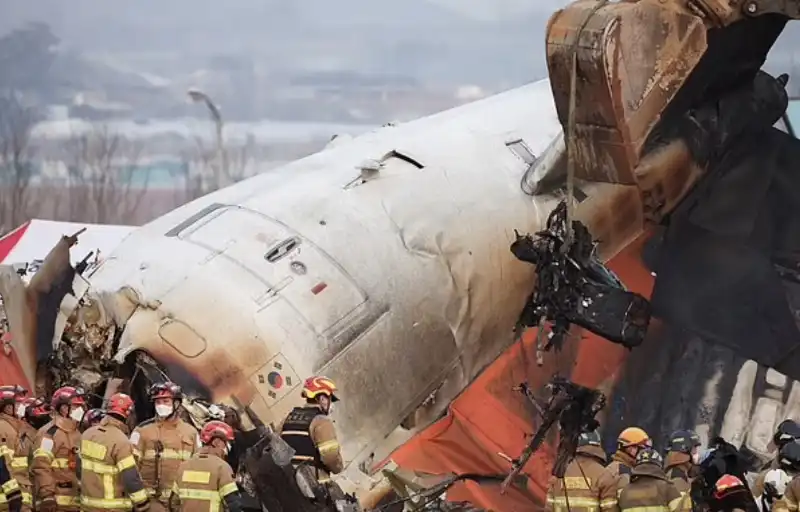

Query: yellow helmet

[301,376,339,402]
[618,427,651,448]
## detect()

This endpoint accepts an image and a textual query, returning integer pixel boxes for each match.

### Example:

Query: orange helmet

[713,474,746,499]
[200,420,234,445]
[618,427,652,448]
[301,376,339,402]
[107,393,134,419]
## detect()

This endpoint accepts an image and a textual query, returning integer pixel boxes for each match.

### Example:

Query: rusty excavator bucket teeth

[545,0,707,185]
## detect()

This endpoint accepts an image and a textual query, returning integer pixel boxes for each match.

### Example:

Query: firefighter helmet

[301,376,339,402]
[23,397,50,419]
[635,447,663,467]
[667,429,702,454]
[618,427,651,448]
[0,385,25,408]
[779,440,800,471]
[148,382,183,402]
[578,430,602,448]
[107,393,134,419]
[713,474,747,500]
[764,468,791,497]
[82,409,105,429]
[51,386,87,410]
[200,420,235,445]
[774,420,800,449]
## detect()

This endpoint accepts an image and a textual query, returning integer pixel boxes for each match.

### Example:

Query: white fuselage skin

[85,78,646,493]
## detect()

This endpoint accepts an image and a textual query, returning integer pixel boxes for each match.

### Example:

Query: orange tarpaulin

[0,223,34,389]
[390,234,655,511]
[0,336,31,389]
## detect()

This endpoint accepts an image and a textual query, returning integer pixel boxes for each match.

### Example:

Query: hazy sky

[432,0,565,20]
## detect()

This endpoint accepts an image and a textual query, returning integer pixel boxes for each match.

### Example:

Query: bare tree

[0,95,36,233]
[64,125,151,224]
[179,137,253,202]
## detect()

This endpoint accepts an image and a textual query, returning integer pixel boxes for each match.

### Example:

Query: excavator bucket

[545,0,707,185]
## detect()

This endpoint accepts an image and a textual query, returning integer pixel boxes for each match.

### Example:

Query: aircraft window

[265,237,300,263]
[159,319,207,358]
[506,139,536,165]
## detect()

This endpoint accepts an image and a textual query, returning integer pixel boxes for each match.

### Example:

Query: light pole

[187,87,226,188]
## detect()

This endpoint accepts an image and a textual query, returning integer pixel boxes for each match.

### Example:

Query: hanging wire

[564,0,609,248]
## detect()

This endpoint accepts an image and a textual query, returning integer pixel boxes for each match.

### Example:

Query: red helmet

[0,385,27,407]
[200,420,234,445]
[149,382,182,401]
[51,386,87,410]
[107,393,134,419]
[23,397,51,420]
[301,376,339,402]
[713,474,747,500]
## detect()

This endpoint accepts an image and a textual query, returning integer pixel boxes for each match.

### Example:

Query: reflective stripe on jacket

[80,416,149,511]
[279,406,343,481]
[130,417,198,499]
[170,449,239,512]
[618,463,690,512]
[545,446,619,512]
[0,453,21,510]
[30,417,80,509]
[12,422,35,507]
[0,413,21,512]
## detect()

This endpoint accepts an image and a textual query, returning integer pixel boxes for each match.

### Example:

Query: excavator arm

[544,0,800,380]
[545,0,796,193]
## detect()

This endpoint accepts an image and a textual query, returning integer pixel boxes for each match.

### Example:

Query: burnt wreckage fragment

[502,378,606,492]
[511,201,651,352]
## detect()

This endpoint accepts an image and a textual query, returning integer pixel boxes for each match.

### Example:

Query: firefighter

[279,376,344,486]
[0,386,26,512]
[756,420,800,496]
[31,386,87,512]
[130,383,198,512]
[0,456,21,512]
[169,420,243,512]
[618,448,690,512]
[13,397,47,512]
[665,430,702,502]
[20,398,50,432]
[709,475,752,512]
[608,427,652,491]
[81,410,105,432]
[773,442,800,512]
[80,393,149,512]
[545,430,619,512]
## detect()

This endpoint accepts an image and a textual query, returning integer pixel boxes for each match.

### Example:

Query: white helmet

[764,468,791,497]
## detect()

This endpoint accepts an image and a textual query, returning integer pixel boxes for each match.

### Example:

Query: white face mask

[69,407,86,423]
[326,403,335,415]
[15,404,26,419]
[155,404,174,418]
[225,442,232,454]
